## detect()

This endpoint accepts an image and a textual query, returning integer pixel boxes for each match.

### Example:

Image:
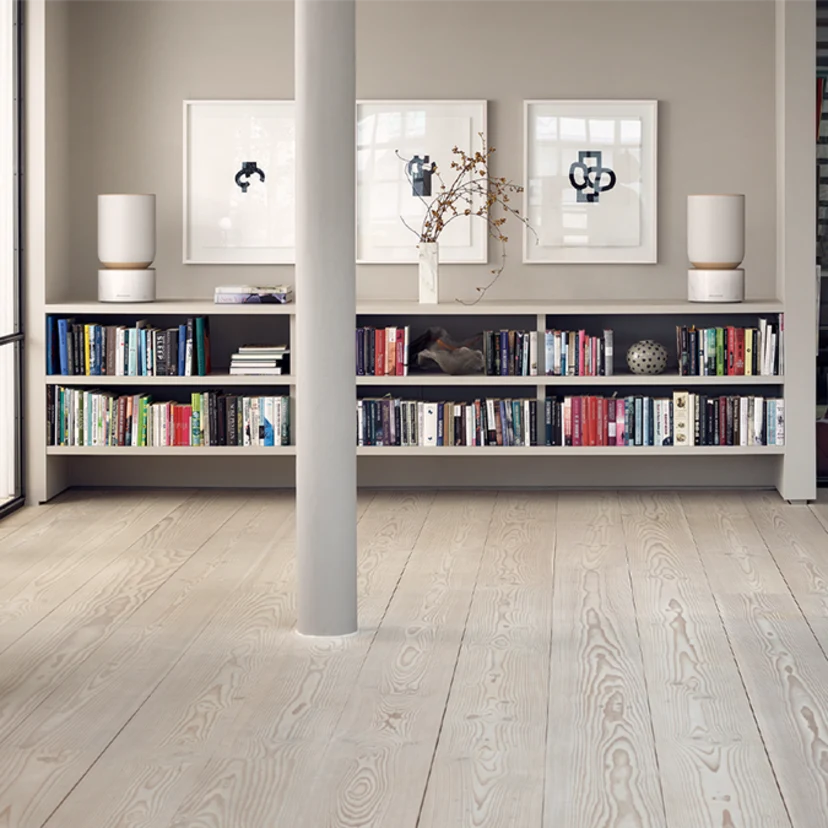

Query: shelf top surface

[45,300,296,315]
[44,298,783,317]
[355,299,784,315]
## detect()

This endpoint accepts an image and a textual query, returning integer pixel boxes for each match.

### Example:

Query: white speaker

[98,268,156,303]
[687,268,745,303]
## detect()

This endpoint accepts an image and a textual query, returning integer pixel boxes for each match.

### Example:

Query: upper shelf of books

[44,297,785,317]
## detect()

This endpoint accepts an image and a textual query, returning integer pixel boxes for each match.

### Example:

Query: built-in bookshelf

[35,297,801,500]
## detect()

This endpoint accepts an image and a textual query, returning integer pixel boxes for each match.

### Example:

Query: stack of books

[229,345,290,375]
[544,328,614,376]
[482,330,538,376]
[47,316,211,377]
[675,315,783,376]
[214,285,293,304]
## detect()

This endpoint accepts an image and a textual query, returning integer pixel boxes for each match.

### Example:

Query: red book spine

[586,397,597,446]
[376,332,385,377]
[735,328,745,375]
[726,326,736,375]
[173,405,180,447]
[572,397,583,446]
[719,396,727,445]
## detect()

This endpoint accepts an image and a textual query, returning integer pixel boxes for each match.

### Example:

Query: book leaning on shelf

[48,388,290,447]
[46,316,211,377]
[675,315,783,376]
[544,328,614,376]
[357,397,538,447]
[214,285,293,304]
[543,392,784,447]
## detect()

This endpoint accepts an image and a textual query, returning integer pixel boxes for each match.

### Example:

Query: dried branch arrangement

[398,133,536,304]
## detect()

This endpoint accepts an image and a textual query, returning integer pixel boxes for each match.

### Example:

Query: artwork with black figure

[568,150,616,203]
[235,161,266,193]
[408,327,485,375]
[406,155,434,197]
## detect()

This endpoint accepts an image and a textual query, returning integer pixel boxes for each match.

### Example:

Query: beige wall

[55,0,776,303]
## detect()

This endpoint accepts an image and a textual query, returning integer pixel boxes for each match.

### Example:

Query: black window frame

[0,0,25,519]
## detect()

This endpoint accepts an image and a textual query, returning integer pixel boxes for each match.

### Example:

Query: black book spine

[368,329,375,375]
[529,399,538,446]
[394,401,401,446]
[209,391,218,446]
[169,329,179,377]
[381,400,391,447]
[47,386,55,445]
[72,324,81,375]
[726,396,734,446]
[67,329,75,375]
[694,394,703,446]
[229,396,239,446]
[217,394,227,445]
[713,398,721,446]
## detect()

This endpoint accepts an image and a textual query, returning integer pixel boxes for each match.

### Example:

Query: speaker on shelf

[97,194,157,302]
[687,194,745,303]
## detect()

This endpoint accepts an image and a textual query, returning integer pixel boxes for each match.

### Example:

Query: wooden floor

[1,490,828,827]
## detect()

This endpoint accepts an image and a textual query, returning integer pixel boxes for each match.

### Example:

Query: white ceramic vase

[687,194,745,269]
[418,241,439,304]
[98,194,156,269]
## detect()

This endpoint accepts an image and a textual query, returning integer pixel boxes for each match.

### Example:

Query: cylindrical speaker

[687,194,745,269]
[98,194,156,269]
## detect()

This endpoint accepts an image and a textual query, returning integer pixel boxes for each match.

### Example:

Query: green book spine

[195,317,206,377]
[715,328,725,376]
[191,393,201,446]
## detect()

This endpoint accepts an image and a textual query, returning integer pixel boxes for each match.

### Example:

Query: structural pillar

[295,0,358,635]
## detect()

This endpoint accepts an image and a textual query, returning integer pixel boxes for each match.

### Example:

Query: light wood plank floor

[1,489,828,828]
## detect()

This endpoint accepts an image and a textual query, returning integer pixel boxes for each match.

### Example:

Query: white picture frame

[183,100,295,264]
[523,100,658,264]
[356,100,488,264]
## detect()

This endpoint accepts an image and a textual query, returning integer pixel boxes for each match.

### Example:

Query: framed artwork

[356,100,488,264]
[183,100,295,264]
[523,100,658,264]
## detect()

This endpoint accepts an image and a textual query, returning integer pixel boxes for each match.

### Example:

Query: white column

[295,0,358,634]
[776,0,816,502]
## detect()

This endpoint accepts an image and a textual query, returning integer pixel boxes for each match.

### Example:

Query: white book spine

[417,402,424,447]
[387,327,397,376]
[357,400,364,447]
[185,331,193,377]
[403,326,410,377]
[739,397,748,446]
[116,328,125,376]
[465,405,473,446]
[654,400,663,447]
[423,403,437,447]
[775,399,785,446]
[529,331,538,376]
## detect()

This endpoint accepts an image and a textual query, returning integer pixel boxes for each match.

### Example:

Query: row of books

[47,317,211,377]
[47,387,290,447]
[353,393,785,448]
[229,345,290,376]
[356,327,410,376]
[482,330,538,376]
[544,393,785,446]
[357,398,538,447]
[675,316,783,376]
[544,329,613,376]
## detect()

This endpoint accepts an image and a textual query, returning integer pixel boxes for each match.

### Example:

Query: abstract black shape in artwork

[406,154,433,197]
[235,161,266,193]
[568,151,616,203]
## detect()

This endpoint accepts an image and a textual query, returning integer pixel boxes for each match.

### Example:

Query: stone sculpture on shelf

[409,327,485,375]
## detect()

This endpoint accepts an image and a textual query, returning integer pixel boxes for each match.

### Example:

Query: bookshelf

[31,296,802,502]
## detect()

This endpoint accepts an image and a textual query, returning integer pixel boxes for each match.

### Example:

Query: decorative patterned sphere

[626,340,668,375]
